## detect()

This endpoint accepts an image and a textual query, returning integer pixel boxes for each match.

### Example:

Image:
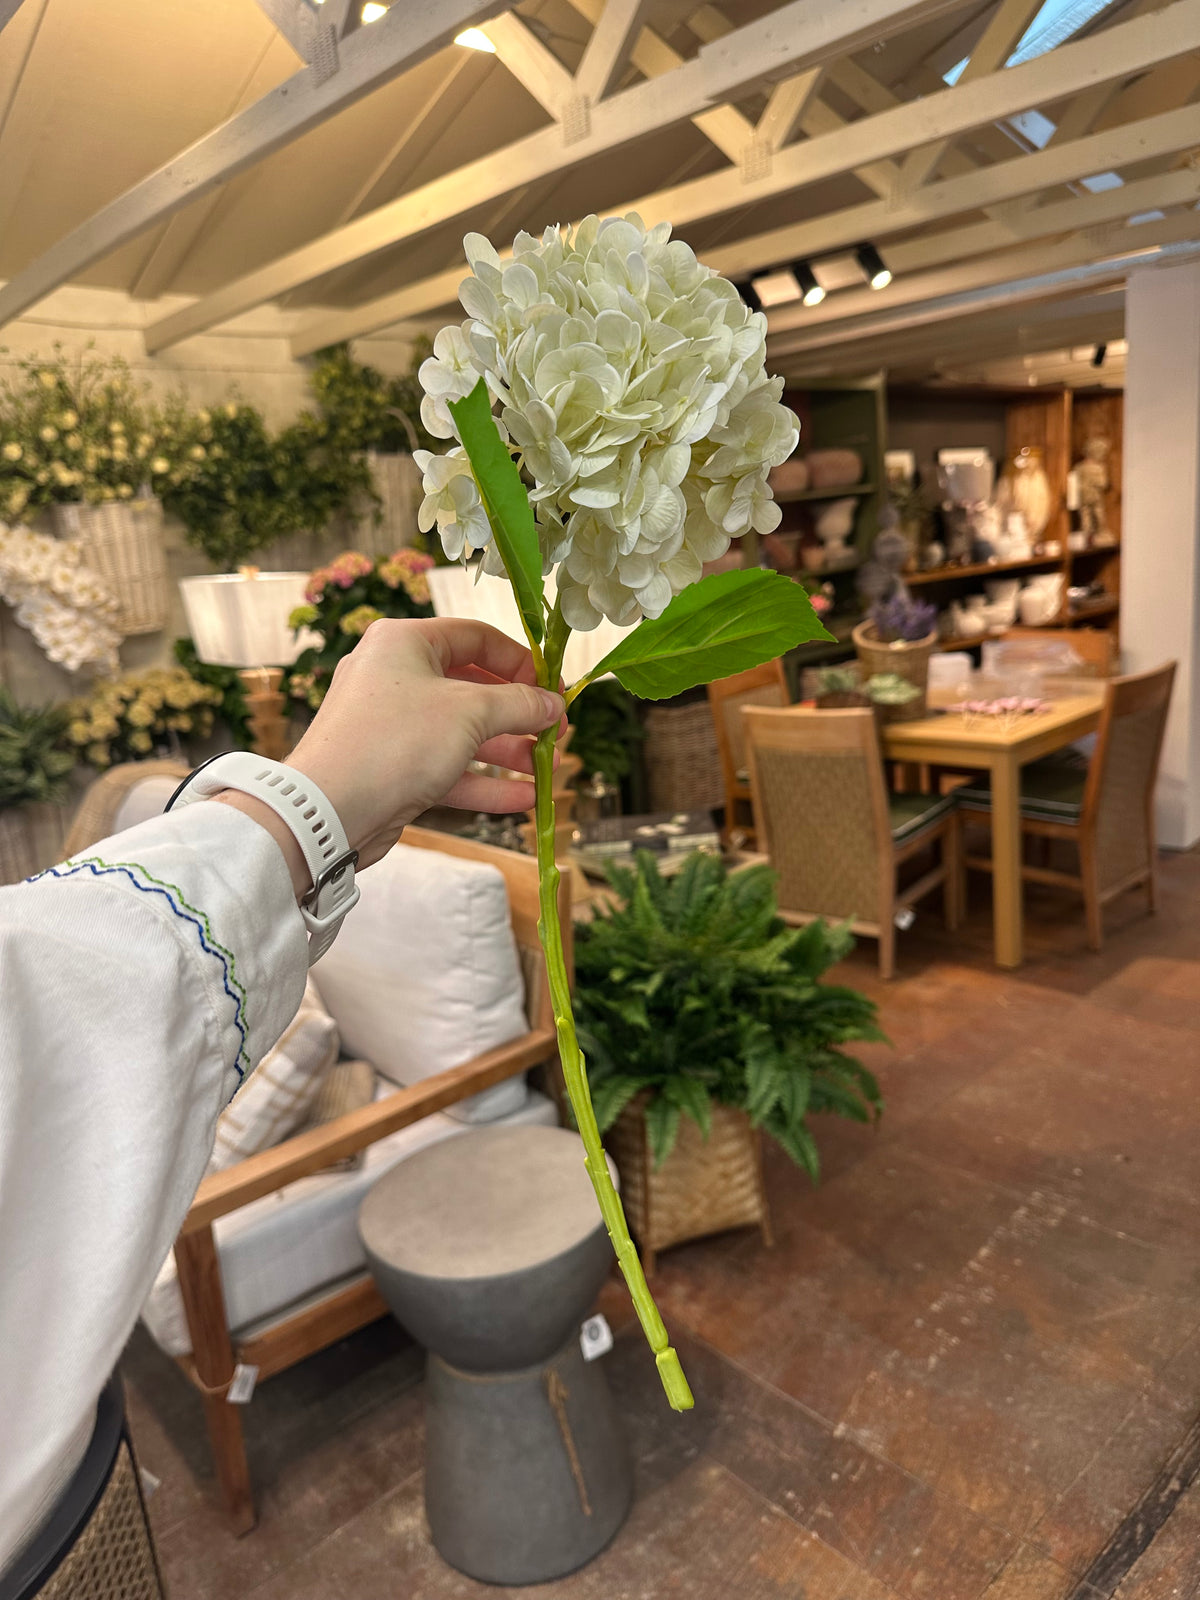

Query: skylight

[1079,172,1124,193]
[942,0,1115,84]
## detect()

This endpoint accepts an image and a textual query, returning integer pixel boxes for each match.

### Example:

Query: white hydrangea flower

[417,214,798,630]
[0,522,121,674]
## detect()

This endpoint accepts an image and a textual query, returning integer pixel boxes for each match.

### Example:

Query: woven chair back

[62,760,190,859]
[1084,663,1176,895]
[743,706,892,927]
[707,660,789,787]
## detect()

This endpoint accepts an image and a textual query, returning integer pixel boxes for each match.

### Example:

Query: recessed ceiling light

[455,27,497,51]
[361,3,386,20]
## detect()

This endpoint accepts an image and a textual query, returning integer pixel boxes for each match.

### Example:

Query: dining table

[881,686,1106,968]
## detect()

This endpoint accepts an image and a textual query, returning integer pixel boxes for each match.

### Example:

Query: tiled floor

[123,851,1200,1599]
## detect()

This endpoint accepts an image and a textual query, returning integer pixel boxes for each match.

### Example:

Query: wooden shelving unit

[907,553,1063,587]
[773,481,876,504]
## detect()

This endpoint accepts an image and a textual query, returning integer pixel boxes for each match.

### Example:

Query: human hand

[217,618,564,889]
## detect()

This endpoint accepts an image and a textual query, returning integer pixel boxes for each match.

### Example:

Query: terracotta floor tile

[978,1543,1100,1600]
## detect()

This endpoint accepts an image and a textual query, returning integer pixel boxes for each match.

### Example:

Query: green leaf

[645,1095,682,1169]
[586,568,833,701]
[590,1075,644,1132]
[665,1075,713,1140]
[448,378,544,645]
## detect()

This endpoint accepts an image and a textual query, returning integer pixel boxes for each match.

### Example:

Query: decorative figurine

[1074,436,1113,547]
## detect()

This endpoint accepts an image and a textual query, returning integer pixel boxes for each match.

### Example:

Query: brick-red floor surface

[123,851,1200,1599]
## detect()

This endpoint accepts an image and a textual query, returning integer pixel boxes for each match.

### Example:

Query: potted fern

[0,689,74,884]
[575,850,883,1273]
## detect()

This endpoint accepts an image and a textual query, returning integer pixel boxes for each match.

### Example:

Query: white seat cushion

[141,1089,559,1357]
[112,775,182,833]
[312,841,529,1124]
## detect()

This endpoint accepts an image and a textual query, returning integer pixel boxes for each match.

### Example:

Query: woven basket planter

[642,699,723,813]
[852,621,936,723]
[0,805,37,886]
[55,498,168,636]
[368,451,421,552]
[606,1097,773,1275]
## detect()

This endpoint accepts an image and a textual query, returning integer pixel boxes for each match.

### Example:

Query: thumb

[470,680,565,744]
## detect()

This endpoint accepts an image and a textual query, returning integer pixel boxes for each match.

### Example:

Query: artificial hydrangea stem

[532,654,693,1412]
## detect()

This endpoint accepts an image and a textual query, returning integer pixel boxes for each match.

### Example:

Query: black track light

[1092,343,1107,368]
[739,280,763,313]
[791,260,825,307]
[855,242,892,290]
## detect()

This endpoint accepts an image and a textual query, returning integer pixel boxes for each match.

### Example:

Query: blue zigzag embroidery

[27,857,249,1079]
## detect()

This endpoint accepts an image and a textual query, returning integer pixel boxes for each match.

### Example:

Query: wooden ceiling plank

[704,102,1200,275]
[0,0,26,36]
[0,0,514,334]
[572,0,652,105]
[899,0,1045,191]
[151,0,969,352]
[756,67,825,151]
[482,12,575,115]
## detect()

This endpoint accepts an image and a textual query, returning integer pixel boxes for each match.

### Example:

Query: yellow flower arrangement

[68,666,221,769]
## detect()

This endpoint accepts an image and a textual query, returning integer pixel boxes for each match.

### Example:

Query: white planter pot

[54,497,169,637]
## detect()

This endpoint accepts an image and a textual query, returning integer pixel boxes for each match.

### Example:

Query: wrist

[212,789,313,902]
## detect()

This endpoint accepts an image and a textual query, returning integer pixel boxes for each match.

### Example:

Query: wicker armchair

[62,759,190,857]
[957,663,1175,950]
[707,660,789,846]
[743,706,961,979]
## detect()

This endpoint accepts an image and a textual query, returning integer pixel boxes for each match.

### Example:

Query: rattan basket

[606,1097,773,1275]
[36,1440,164,1600]
[0,805,37,886]
[54,499,168,636]
[852,620,936,722]
[642,699,723,812]
[367,451,421,553]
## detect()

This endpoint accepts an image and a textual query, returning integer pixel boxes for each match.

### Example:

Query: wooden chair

[956,663,1176,951]
[172,826,569,1533]
[743,706,961,980]
[999,626,1118,675]
[62,759,189,856]
[707,660,789,846]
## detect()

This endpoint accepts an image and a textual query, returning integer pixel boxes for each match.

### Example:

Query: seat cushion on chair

[956,753,1088,823]
[312,842,529,1124]
[889,790,957,844]
[140,1089,559,1357]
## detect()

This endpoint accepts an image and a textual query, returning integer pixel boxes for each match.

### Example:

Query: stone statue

[1075,436,1112,546]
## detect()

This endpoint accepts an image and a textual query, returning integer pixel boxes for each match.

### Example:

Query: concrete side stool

[358,1126,632,1585]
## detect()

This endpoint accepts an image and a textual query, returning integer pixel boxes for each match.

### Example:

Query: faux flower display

[287,548,435,711]
[67,666,221,769]
[417,216,833,1411]
[0,348,194,519]
[0,522,121,676]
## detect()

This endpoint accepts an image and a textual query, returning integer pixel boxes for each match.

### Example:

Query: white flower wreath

[0,522,121,676]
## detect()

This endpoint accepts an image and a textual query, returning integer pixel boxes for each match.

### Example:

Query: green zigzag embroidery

[61,854,251,1074]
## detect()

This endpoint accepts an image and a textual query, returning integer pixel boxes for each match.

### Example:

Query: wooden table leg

[990,754,1024,969]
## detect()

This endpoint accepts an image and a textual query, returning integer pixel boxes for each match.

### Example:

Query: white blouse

[0,801,308,1573]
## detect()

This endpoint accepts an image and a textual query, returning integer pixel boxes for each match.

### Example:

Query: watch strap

[167,752,359,964]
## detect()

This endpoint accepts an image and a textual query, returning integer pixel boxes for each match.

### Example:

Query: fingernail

[538,689,564,722]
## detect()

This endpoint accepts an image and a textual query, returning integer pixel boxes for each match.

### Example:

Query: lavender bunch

[869,592,937,643]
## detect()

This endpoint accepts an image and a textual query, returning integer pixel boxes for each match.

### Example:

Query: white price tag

[226,1363,259,1404]
[579,1314,614,1362]
[893,907,916,931]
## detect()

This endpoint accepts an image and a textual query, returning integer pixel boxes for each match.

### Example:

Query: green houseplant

[575,850,883,1174]
[0,688,74,883]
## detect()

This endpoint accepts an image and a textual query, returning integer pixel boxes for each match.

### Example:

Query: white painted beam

[899,0,1044,190]
[572,0,651,105]
[0,0,514,334]
[287,8,1200,355]
[254,0,330,68]
[766,213,1200,352]
[149,0,969,352]
[704,103,1200,277]
[483,12,575,115]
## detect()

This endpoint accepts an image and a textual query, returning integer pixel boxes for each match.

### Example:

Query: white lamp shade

[426,565,634,684]
[180,572,318,668]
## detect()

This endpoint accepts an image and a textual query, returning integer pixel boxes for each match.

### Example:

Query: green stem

[533,616,693,1412]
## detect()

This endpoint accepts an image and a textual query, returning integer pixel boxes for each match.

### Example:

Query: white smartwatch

[167,752,360,964]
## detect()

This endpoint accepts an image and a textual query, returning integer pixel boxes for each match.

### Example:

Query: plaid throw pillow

[301,1059,377,1173]
[208,979,339,1173]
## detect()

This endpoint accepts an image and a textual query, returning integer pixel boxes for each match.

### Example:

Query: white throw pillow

[208,978,339,1172]
[312,842,528,1123]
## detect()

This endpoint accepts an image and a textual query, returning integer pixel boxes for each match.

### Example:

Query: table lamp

[426,565,632,684]
[179,570,318,759]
